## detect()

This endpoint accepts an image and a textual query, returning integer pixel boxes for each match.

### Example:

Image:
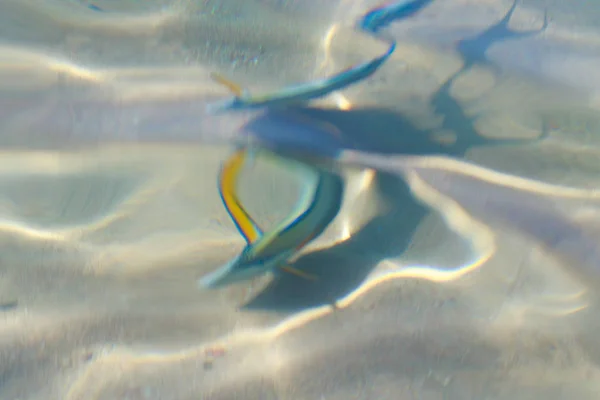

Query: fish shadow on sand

[243,0,550,311]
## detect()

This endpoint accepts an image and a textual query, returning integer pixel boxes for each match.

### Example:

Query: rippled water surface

[2,0,600,399]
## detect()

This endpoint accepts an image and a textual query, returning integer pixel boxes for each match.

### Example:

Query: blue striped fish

[205,45,394,114]
[206,0,434,113]
[199,148,344,288]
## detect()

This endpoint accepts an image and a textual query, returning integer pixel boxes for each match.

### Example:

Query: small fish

[199,148,344,288]
[206,42,394,113]
[206,0,435,113]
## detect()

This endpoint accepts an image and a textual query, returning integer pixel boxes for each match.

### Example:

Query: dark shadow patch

[238,1,550,311]
[456,0,548,71]
[244,172,428,311]
[0,300,18,311]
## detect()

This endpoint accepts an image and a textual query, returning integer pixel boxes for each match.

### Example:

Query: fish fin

[280,265,318,281]
[210,72,246,97]
[218,149,263,244]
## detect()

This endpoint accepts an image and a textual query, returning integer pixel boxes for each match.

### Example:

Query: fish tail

[210,72,246,97]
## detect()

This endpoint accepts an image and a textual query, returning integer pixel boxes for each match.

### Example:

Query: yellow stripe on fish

[217,148,262,244]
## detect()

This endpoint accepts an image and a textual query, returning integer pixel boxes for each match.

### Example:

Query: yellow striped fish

[199,148,344,289]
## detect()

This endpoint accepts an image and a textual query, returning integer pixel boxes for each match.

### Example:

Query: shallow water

[2,1,600,399]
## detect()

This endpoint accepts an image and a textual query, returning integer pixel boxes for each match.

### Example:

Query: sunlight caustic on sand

[318,23,353,110]
[345,153,600,199]
[65,163,498,400]
[335,168,377,242]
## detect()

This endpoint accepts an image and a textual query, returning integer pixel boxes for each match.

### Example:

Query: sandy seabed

[2,0,600,399]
